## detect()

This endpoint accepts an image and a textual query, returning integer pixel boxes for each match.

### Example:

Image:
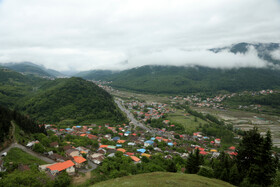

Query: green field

[3,148,47,165]
[167,109,208,132]
[92,172,234,187]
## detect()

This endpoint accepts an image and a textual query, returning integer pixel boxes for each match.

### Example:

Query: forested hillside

[18,77,126,124]
[1,62,64,77]
[79,65,280,94]
[0,106,46,145]
[0,69,126,124]
[0,68,48,107]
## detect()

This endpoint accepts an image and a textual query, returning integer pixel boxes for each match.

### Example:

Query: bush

[197,166,214,178]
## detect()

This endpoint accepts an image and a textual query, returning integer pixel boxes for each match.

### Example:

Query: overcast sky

[0,0,280,71]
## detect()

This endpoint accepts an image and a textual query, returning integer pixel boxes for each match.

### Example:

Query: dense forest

[0,68,127,125]
[77,65,280,94]
[19,77,127,124]
[0,105,46,144]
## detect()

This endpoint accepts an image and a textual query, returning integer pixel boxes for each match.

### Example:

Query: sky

[0,0,280,71]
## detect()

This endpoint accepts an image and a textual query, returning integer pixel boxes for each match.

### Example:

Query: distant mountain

[75,70,118,80]
[210,42,280,65]
[18,77,126,124]
[78,65,280,94]
[1,62,65,78]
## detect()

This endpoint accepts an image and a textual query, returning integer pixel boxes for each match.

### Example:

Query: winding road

[115,99,156,135]
[0,122,55,164]
[0,143,55,164]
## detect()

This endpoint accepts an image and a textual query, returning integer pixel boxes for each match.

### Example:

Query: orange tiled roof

[80,134,87,137]
[100,145,108,148]
[130,156,140,162]
[73,156,87,164]
[116,148,126,153]
[47,160,74,171]
[141,153,151,158]
[117,140,126,143]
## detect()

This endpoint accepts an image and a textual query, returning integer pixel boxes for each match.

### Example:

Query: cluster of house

[20,118,239,178]
[124,100,171,122]
[171,89,278,110]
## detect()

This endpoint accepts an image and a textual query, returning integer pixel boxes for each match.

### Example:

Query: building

[46,160,75,176]
[73,156,87,168]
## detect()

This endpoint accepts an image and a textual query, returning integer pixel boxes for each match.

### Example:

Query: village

[0,100,239,179]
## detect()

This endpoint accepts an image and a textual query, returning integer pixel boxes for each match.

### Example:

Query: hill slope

[0,68,48,107]
[92,172,234,187]
[0,105,46,149]
[1,62,65,78]
[18,77,126,124]
[90,65,280,94]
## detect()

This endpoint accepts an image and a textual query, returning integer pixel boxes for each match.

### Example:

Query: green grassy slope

[92,172,234,187]
[3,148,47,165]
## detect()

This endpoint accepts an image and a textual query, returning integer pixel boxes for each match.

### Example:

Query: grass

[167,109,208,132]
[92,172,234,187]
[3,147,47,165]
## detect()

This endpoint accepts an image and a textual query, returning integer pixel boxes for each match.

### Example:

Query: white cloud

[271,49,280,60]
[0,0,279,71]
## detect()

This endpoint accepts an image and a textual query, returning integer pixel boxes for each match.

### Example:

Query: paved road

[0,143,55,164]
[79,160,98,173]
[115,99,157,135]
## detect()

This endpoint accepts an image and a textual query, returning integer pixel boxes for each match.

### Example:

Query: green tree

[237,128,277,186]
[186,149,204,174]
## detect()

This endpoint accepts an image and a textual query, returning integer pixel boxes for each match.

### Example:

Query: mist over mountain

[209,42,280,66]
[0,62,65,78]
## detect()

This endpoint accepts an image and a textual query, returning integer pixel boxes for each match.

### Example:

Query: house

[116,148,126,153]
[39,164,54,172]
[66,149,80,158]
[137,149,146,153]
[73,156,87,168]
[130,156,141,163]
[124,131,131,136]
[214,139,221,144]
[141,153,151,158]
[97,148,106,155]
[117,140,126,144]
[89,153,105,165]
[144,140,154,147]
[46,160,75,176]
[49,153,66,162]
[50,142,59,148]
[127,142,136,146]
[63,145,72,151]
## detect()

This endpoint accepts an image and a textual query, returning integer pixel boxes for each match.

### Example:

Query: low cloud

[271,49,280,60]
[0,0,279,71]
[125,47,269,69]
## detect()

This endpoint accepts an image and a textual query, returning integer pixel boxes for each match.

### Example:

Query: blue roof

[145,140,154,144]
[66,128,71,130]
[116,144,122,147]
[137,149,146,153]
[112,137,120,140]
[76,126,81,128]
[150,137,156,140]
[125,131,131,134]
[168,143,173,146]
